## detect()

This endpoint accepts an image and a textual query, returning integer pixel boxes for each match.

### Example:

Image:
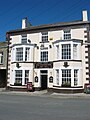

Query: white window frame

[59,41,80,60]
[56,45,59,59]
[56,69,59,85]
[16,47,23,61]
[21,34,27,44]
[61,44,71,60]
[15,46,31,62]
[15,70,23,85]
[25,70,29,84]
[62,69,71,86]
[40,50,48,62]
[74,69,78,86]
[63,29,71,40]
[14,69,30,85]
[41,32,48,42]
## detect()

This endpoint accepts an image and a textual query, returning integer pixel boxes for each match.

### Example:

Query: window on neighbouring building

[25,48,30,61]
[63,29,71,40]
[62,44,71,59]
[15,70,22,85]
[74,69,78,86]
[41,51,48,61]
[25,70,29,84]
[16,48,23,61]
[56,69,59,85]
[21,34,27,43]
[41,32,48,42]
[62,69,71,86]
[0,52,3,64]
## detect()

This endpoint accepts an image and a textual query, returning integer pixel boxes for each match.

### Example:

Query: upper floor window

[41,32,48,42]
[56,45,59,59]
[63,29,71,40]
[16,47,30,62]
[16,48,23,61]
[62,44,71,60]
[25,48,30,61]
[73,44,77,59]
[0,52,3,64]
[21,34,27,44]
[41,51,48,62]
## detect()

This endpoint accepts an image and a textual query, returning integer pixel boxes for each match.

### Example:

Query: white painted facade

[6,11,90,92]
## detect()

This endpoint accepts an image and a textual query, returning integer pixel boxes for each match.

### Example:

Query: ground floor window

[56,70,59,85]
[15,70,22,85]
[25,70,29,84]
[74,69,78,86]
[14,70,29,85]
[62,69,71,87]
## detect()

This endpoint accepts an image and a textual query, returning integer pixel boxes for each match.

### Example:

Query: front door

[40,70,48,90]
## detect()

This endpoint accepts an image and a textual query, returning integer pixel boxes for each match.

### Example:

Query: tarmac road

[0,93,90,120]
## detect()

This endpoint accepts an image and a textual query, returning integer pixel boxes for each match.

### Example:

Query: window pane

[15,70,22,84]
[73,44,77,59]
[41,51,48,61]
[42,32,48,42]
[63,30,71,40]
[74,69,78,86]
[62,69,71,86]
[25,70,29,84]
[62,44,71,60]
[16,48,23,61]
[25,48,30,61]
[56,70,59,85]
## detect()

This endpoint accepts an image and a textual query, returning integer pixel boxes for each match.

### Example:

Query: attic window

[41,32,48,42]
[63,29,71,40]
[21,34,27,43]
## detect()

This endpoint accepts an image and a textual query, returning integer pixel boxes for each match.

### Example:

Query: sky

[0,0,90,41]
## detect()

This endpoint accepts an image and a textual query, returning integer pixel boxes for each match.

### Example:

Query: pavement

[0,88,90,99]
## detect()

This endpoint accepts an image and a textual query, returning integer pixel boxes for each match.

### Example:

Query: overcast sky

[0,0,90,41]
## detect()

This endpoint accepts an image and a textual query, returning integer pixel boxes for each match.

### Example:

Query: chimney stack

[82,10,88,21]
[22,17,27,29]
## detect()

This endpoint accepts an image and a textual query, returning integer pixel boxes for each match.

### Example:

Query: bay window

[62,69,71,87]
[16,48,23,61]
[62,44,71,60]
[15,47,30,62]
[15,70,22,85]
[14,70,30,85]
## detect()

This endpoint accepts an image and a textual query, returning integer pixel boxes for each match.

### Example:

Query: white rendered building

[6,11,90,93]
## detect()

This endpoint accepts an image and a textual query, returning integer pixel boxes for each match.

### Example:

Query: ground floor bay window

[62,69,71,87]
[14,70,29,86]
[55,69,79,87]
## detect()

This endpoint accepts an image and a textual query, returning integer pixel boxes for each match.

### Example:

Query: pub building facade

[6,11,90,93]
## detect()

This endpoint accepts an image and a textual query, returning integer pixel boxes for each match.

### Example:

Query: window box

[14,83,22,86]
[61,83,71,87]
